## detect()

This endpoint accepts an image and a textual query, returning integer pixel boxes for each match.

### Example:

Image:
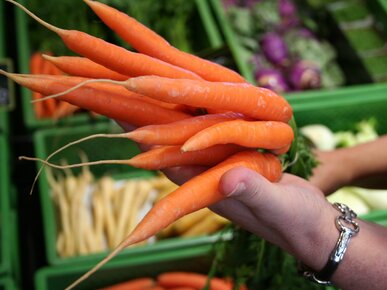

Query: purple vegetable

[296,27,315,38]
[279,0,296,18]
[279,0,299,27]
[255,68,289,93]
[288,60,321,90]
[243,0,262,7]
[260,32,289,67]
[222,0,239,8]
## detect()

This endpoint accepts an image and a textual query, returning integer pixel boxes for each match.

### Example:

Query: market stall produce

[1,0,387,290]
[16,0,222,129]
[212,0,346,90]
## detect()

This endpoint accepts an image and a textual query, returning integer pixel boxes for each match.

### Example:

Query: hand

[309,149,352,195]
[210,166,338,271]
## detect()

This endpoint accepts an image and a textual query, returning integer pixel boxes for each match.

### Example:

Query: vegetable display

[3,1,316,289]
[22,0,218,124]
[99,271,246,290]
[46,163,228,258]
[29,52,80,119]
[222,0,346,92]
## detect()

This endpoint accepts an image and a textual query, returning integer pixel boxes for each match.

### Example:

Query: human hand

[211,166,339,272]
[309,149,353,195]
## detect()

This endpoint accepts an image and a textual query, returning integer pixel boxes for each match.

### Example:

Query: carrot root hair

[19,156,129,169]
[30,78,126,103]
[65,241,127,290]
[6,0,62,34]
[26,132,131,194]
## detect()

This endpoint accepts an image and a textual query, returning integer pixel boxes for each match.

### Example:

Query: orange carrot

[165,288,196,290]
[63,150,282,289]
[157,272,230,290]
[28,73,187,112]
[84,0,246,83]
[42,54,130,81]
[9,0,202,80]
[1,71,191,126]
[122,76,293,122]
[99,278,154,290]
[29,52,45,118]
[181,120,294,152]
[127,144,244,170]
[41,54,60,117]
[52,102,80,120]
[126,112,247,145]
[270,143,291,155]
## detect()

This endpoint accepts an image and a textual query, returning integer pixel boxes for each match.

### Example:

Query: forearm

[311,135,387,194]
[292,204,387,290]
[344,135,387,189]
[331,220,387,289]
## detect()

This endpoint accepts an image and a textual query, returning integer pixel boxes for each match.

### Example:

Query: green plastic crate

[209,0,255,83]
[328,0,371,23]
[35,244,215,290]
[344,27,386,52]
[15,0,223,130]
[0,277,18,290]
[290,82,387,133]
[286,82,387,109]
[0,135,12,277]
[0,136,20,288]
[368,0,387,36]
[33,121,226,266]
[0,1,9,135]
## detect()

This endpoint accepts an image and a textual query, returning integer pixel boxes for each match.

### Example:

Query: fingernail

[226,182,246,197]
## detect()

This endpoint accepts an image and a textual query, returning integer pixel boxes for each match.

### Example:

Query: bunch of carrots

[99,272,246,290]
[3,0,295,289]
[29,52,81,119]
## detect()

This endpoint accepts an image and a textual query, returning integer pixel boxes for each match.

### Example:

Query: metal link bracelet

[300,202,360,286]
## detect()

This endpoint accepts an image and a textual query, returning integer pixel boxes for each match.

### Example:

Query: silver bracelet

[300,202,360,286]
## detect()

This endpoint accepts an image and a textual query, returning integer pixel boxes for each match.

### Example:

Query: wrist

[291,201,339,271]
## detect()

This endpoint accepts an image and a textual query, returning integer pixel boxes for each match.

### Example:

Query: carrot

[43,76,293,122]
[83,0,246,83]
[157,272,230,290]
[29,73,188,112]
[41,54,60,117]
[29,52,45,118]
[127,144,244,170]
[42,54,130,81]
[52,102,80,120]
[126,112,247,145]
[1,71,191,126]
[61,150,281,290]
[181,120,294,152]
[26,73,186,112]
[165,288,196,290]
[98,277,154,290]
[9,0,202,80]
[119,76,293,122]
[270,143,291,155]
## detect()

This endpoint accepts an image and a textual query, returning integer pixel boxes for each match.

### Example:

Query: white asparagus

[113,181,137,246]
[99,176,117,249]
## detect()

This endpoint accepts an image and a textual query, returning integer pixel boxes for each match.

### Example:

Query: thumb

[219,166,277,210]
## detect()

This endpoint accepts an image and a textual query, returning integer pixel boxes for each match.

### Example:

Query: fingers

[218,166,276,211]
